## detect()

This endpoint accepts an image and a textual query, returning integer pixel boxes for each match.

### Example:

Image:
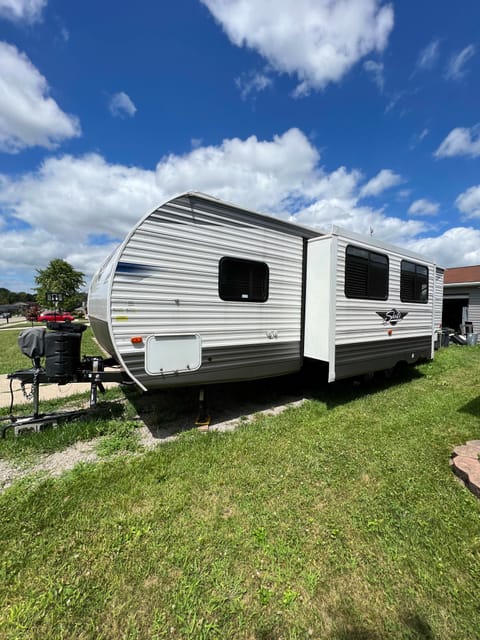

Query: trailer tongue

[1,322,127,438]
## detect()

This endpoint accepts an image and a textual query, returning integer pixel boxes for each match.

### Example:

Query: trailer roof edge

[328,225,440,266]
[181,192,323,239]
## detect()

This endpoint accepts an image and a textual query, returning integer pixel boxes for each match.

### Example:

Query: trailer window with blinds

[400,260,429,303]
[219,257,269,302]
[345,245,389,300]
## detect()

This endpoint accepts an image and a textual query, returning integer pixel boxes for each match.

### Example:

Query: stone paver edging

[451,440,480,498]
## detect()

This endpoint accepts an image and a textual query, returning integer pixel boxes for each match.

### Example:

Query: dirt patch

[0,439,99,491]
[0,385,309,492]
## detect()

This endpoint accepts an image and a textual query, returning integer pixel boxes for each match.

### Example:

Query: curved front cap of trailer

[87,199,205,391]
[88,246,122,361]
[88,192,312,391]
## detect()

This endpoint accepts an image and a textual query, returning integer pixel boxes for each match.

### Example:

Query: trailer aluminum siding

[305,229,437,381]
[88,193,318,390]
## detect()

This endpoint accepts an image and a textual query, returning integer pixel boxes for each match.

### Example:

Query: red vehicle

[38,311,75,322]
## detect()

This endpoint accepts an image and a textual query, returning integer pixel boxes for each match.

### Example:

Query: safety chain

[20,368,40,401]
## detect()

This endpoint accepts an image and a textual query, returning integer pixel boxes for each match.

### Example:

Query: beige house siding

[444,285,480,333]
[469,287,480,333]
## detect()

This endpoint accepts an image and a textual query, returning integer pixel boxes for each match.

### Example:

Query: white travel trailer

[88,192,442,391]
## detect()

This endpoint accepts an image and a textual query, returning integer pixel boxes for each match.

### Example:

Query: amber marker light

[388,329,393,336]
[131,336,143,344]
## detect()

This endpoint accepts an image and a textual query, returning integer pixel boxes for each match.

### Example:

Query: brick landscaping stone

[452,444,480,460]
[466,440,480,448]
[452,450,480,499]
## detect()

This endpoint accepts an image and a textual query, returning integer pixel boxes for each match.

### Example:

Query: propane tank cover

[18,327,46,359]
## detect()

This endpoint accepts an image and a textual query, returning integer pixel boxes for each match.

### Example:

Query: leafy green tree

[0,288,35,304]
[35,259,86,312]
[15,291,35,303]
[0,288,10,304]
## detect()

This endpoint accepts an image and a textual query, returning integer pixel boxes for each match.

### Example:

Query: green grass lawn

[1,346,480,639]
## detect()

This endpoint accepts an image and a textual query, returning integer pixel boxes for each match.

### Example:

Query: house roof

[444,265,480,285]
[0,302,28,311]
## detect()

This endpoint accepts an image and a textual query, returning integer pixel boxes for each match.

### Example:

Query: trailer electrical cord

[9,377,15,420]
[0,378,16,423]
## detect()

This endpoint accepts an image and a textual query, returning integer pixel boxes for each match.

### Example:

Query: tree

[35,259,86,312]
[25,303,40,326]
[0,288,35,304]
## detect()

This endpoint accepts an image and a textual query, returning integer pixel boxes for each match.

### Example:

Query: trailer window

[345,246,389,300]
[219,257,269,302]
[400,261,428,303]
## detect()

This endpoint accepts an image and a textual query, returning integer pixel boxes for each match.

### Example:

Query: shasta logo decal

[376,309,408,326]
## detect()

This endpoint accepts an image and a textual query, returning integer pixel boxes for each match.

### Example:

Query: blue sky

[1,0,480,292]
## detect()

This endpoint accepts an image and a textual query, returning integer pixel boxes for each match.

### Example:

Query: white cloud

[415,39,440,72]
[109,91,137,118]
[0,0,46,23]
[235,69,273,99]
[308,166,361,202]
[384,89,405,114]
[455,185,480,219]
[2,127,471,291]
[154,128,323,212]
[0,41,80,153]
[363,59,384,90]
[0,129,324,247]
[360,169,403,198]
[0,153,162,287]
[409,227,480,268]
[0,130,324,286]
[435,125,480,159]
[408,198,439,216]
[409,127,429,150]
[445,44,475,81]
[0,153,161,239]
[294,201,426,245]
[201,0,394,93]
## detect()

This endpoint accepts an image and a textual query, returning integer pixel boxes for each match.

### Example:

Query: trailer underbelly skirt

[334,335,432,380]
[122,340,302,389]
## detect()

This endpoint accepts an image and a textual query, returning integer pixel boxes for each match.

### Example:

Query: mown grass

[0,328,35,374]
[0,389,134,463]
[1,345,480,638]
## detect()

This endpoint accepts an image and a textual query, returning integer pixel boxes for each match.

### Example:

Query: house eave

[444,281,480,288]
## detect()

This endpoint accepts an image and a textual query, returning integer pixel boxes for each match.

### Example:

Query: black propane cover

[18,327,46,360]
[44,330,82,382]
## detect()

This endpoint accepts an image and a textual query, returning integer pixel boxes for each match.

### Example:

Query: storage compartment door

[145,334,202,375]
